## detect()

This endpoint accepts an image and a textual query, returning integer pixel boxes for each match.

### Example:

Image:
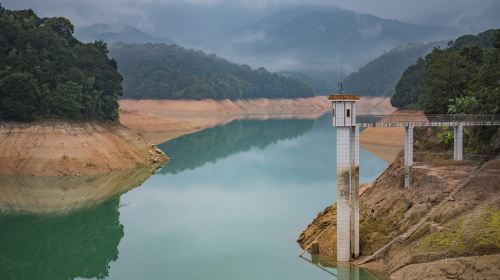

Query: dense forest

[391,29,499,111]
[279,69,340,95]
[0,6,122,121]
[343,41,445,96]
[109,43,314,100]
[391,29,500,151]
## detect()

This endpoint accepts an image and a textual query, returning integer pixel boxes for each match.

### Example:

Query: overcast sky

[3,0,500,34]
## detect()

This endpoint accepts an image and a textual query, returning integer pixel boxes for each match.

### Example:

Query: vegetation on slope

[0,5,122,122]
[390,29,500,152]
[391,29,499,112]
[344,41,445,97]
[109,43,314,100]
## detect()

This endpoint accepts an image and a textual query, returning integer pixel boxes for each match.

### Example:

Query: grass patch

[421,207,500,255]
[421,218,467,254]
[473,207,500,253]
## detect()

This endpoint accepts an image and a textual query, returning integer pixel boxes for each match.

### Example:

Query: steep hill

[391,29,499,110]
[344,41,446,97]
[109,43,314,100]
[0,6,122,121]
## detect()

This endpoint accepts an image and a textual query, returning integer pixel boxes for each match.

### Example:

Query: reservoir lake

[0,114,388,279]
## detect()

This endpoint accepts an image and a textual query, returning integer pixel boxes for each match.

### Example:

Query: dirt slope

[297,155,500,279]
[0,121,167,176]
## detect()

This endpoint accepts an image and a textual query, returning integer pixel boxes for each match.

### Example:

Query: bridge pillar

[336,127,351,262]
[454,124,463,161]
[350,126,360,258]
[404,125,414,188]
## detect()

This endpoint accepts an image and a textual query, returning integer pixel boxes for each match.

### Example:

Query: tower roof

[328,94,359,101]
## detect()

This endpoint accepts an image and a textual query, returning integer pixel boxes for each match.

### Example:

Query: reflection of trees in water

[0,198,123,280]
[158,118,314,174]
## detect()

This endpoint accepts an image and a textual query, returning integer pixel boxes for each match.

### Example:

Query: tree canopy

[109,43,314,100]
[0,5,122,121]
[390,29,500,151]
[391,29,499,112]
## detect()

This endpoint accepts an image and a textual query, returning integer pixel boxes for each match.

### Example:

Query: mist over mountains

[75,23,175,44]
[73,5,458,73]
[4,0,499,96]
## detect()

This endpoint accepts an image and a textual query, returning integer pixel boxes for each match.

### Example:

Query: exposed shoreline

[119,96,399,144]
[0,121,167,177]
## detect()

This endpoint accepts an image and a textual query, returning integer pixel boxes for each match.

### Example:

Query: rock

[429,223,439,233]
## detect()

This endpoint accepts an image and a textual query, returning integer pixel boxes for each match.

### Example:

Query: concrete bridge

[328,94,500,263]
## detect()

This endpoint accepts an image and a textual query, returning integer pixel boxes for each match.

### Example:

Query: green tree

[0,6,122,122]
[0,72,39,121]
[44,81,83,119]
[44,17,75,44]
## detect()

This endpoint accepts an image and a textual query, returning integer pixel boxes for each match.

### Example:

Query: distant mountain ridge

[75,23,175,44]
[226,7,456,71]
[344,40,448,97]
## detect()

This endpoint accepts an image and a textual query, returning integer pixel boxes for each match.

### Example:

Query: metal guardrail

[356,114,500,127]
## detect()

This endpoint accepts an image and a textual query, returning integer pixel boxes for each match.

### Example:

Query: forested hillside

[0,6,122,121]
[109,43,314,100]
[391,29,499,111]
[391,29,500,151]
[343,41,446,96]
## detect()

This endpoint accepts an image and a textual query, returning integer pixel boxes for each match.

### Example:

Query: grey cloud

[3,0,500,29]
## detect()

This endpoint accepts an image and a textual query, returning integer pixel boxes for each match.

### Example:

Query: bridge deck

[356,114,500,128]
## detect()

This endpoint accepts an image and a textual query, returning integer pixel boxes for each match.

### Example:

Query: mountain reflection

[0,198,123,280]
[158,118,314,174]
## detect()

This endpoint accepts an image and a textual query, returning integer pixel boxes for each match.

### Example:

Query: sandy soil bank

[0,121,167,176]
[359,110,424,163]
[119,96,397,144]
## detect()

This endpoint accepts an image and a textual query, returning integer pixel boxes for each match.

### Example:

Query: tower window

[346,109,350,117]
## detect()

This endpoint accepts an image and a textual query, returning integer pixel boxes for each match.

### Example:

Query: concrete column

[350,126,360,258]
[404,125,413,188]
[454,124,463,161]
[336,127,351,262]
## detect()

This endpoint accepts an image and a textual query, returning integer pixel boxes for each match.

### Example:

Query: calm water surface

[0,114,387,280]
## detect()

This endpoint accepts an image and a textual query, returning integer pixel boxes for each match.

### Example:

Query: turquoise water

[0,114,387,279]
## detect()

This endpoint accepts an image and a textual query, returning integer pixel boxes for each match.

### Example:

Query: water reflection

[0,198,123,280]
[0,167,155,214]
[303,255,385,280]
[158,118,314,174]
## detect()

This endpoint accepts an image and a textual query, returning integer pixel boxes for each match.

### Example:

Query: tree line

[0,5,122,121]
[109,43,314,100]
[391,29,499,113]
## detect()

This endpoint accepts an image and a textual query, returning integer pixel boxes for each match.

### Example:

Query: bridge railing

[357,114,500,125]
